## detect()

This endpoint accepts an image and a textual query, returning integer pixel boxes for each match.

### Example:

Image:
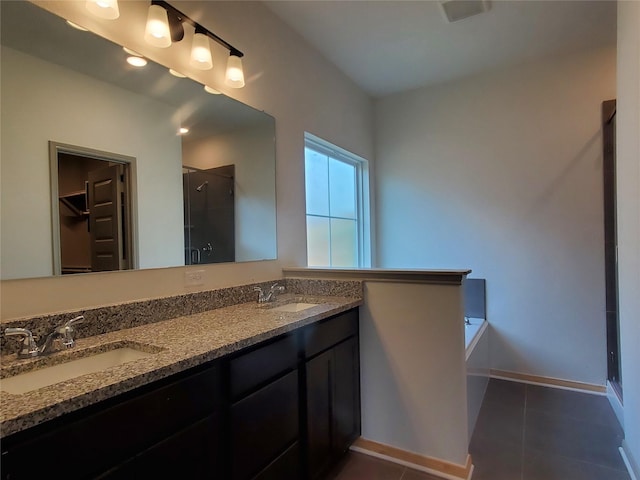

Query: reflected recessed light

[169,69,186,78]
[178,127,189,135]
[127,56,147,67]
[123,47,142,56]
[204,85,221,95]
[66,20,88,31]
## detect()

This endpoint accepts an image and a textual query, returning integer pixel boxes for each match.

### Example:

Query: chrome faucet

[4,315,85,359]
[253,283,285,304]
[4,327,38,358]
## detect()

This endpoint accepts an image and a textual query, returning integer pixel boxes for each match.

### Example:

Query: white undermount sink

[0,346,155,395]
[270,302,319,313]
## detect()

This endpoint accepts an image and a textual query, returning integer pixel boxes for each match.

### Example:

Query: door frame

[601,100,622,397]
[49,141,138,275]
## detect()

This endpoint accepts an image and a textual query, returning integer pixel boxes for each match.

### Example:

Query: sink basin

[271,302,319,313]
[1,346,155,395]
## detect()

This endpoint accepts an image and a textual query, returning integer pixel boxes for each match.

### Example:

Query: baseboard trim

[351,438,473,480]
[620,441,640,480]
[490,369,606,394]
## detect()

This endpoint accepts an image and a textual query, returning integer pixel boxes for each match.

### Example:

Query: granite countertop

[0,293,362,438]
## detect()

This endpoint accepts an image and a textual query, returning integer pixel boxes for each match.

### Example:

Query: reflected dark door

[88,164,123,272]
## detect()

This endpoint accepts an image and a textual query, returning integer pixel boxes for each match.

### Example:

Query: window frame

[304,133,371,268]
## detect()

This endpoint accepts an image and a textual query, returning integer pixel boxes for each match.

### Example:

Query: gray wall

[375,46,616,386]
[616,1,640,474]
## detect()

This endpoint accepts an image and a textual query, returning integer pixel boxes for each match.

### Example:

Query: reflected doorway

[49,142,135,275]
[183,165,235,265]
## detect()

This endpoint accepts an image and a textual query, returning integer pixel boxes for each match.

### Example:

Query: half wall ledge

[282,267,472,285]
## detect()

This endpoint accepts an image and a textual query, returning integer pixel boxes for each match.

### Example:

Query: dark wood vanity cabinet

[228,333,300,480]
[304,310,361,480]
[1,363,222,480]
[0,308,360,480]
[98,413,221,479]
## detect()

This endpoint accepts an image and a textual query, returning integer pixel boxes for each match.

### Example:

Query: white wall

[375,47,616,386]
[0,46,184,280]
[1,1,373,319]
[617,1,640,474]
[182,125,277,262]
[360,281,468,467]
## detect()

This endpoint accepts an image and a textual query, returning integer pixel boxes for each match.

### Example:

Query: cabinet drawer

[229,333,298,400]
[97,414,220,480]
[231,370,299,480]
[304,309,358,359]
[2,364,220,480]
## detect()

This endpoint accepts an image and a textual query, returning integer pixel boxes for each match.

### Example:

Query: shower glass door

[183,165,235,265]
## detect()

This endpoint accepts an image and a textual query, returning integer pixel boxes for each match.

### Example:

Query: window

[304,133,370,267]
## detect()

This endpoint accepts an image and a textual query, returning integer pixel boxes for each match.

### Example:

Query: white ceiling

[264,0,617,97]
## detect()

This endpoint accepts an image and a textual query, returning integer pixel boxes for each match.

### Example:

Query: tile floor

[327,379,630,480]
[470,378,629,480]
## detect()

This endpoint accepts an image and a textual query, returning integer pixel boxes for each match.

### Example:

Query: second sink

[270,302,319,313]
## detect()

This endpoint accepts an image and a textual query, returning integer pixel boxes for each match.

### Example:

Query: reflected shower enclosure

[183,165,235,265]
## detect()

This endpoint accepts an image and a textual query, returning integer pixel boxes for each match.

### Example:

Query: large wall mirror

[0,1,277,281]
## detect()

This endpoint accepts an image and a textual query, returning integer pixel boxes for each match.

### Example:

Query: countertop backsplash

[0,278,363,356]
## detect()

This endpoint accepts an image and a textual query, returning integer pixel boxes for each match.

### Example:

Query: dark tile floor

[470,378,629,480]
[328,379,629,480]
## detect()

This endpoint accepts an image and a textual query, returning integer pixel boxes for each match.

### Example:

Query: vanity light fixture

[204,85,221,95]
[190,27,213,70]
[85,0,120,20]
[178,127,190,135]
[66,20,88,31]
[142,1,245,87]
[225,53,245,88]
[144,3,171,48]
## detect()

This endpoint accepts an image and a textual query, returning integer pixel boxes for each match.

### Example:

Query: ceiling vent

[439,0,491,23]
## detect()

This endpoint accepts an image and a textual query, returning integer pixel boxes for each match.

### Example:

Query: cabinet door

[231,370,299,480]
[306,349,333,479]
[306,336,361,480]
[98,414,220,480]
[333,336,360,456]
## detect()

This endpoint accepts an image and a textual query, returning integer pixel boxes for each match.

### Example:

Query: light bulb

[178,127,189,135]
[144,4,171,48]
[190,30,213,70]
[85,0,119,20]
[225,54,245,88]
[204,85,221,95]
